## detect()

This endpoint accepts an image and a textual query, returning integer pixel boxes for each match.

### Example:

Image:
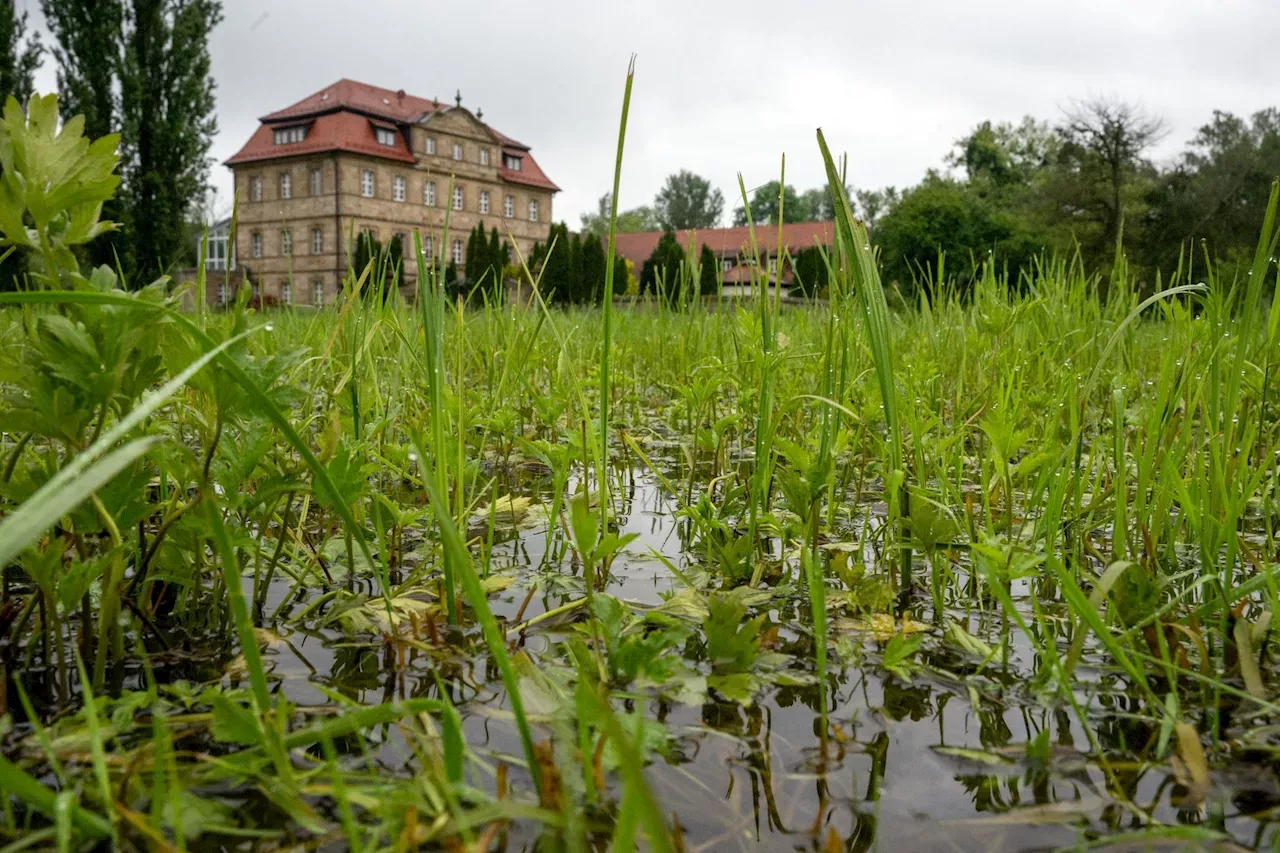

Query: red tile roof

[227,79,558,192]
[227,111,416,166]
[610,221,834,266]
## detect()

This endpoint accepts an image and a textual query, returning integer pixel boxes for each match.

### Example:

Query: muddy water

[254,470,1280,852]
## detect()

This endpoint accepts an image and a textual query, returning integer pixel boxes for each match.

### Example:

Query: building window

[280,281,292,304]
[375,127,397,147]
[392,232,406,255]
[722,258,733,272]
[251,231,262,258]
[252,282,261,301]
[528,199,539,222]
[768,256,778,273]
[280,229,292,256]
[310,168,322,195]
[426,137,436,155]
[312,280,324,306]
[250,176,262,201]
[393,175,406,202]
[504,194,514,217]
[273,125,306,145]
[452,186,463,211]
[311,226,323,255]
[217,281,229,305]
[479,190,490,214]
[424,181,436,206]
[423,235,433,259]
[279,173,291,199]
[361,169,374,197]
[504,154,521,171]
[452,142,463,161]
[452,238,464,264]
[480,148,490,166]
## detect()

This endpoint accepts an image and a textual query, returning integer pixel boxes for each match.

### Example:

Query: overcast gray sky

[25,0,1280,226]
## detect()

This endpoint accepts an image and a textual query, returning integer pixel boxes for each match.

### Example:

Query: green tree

[873,173,1046,295]
[42,0,125,269]
[1050,97,1165,264]
[949,118,1059,189]
[654,170,724,230]
[733,181,807,226]
[1140,108,1280,272]
[567,231,585,303]
[539,222,573,304]
[698,243,718,296]
[580,192,661,236]
[640,228,684,298]
[44,0,221,277]
[0,1,42,106]
[790,246,829,297]
[580,232,607,303]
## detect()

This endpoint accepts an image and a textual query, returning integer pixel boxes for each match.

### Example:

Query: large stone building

[223,79,559,306]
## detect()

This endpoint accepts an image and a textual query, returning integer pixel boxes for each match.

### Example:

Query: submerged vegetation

[3,72,1280,852]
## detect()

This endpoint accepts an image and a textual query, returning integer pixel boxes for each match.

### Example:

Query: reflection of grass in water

[6,87,1280,852]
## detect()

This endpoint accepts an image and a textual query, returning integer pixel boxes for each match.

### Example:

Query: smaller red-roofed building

[220,80,559,306]
[609,221,834,293]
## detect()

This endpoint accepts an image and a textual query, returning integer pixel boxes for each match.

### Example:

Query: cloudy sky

[24,0,1280,226]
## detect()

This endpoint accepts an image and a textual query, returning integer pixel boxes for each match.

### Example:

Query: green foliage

[42,0,220,276]
[790,245,829,296]
[732,180,808,226]
[639,227,684,298]
[654,169,723,230]
[0,93,121,284]
[578,192,659,237]
[0,1,42,107]
[872,173,1046,294]
[703,588,764,674]
[697,243,717,295]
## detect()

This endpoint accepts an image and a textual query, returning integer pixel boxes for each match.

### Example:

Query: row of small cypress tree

[529,223,628,305]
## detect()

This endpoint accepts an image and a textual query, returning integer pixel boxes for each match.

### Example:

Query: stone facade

[224,82,557,307]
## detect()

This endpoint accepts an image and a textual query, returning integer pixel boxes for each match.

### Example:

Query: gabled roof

[227,79,559,192]
[610,221,835,266]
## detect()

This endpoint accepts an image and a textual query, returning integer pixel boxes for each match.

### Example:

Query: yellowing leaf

[833,613,929,641]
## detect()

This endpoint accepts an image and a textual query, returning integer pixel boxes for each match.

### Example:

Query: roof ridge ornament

[455,89,462,108]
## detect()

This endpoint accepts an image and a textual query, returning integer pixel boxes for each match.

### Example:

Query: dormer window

[375,127,397,147]
[274,125,306,145]
[503,154,522,171]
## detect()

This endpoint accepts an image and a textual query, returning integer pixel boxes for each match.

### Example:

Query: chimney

[396,89,405,102]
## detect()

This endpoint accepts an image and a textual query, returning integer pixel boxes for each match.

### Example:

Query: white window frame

[250,176,262,201]
[273,125,305,145]
[722,258,733,272]
[480,148,489,166]
[217,281,229,305]
[479,190,490,214]
[312,280,324,306]
[375,127,397,147]
[251,231,262,258]
[528,199,538,222]
[361,169,375,197]
[280,229,292,256]
[452,238,464,264]
[423,235,433,258]
[768,256,778,273]
[504,195,514,217]
[426,137,436,155]
[311,226,323,255]
[504,154,521,171]
[279,173,291,200]
[452,186,463,211]
[280,281,292,304]
[393,175,407,202]
[452,142,463,161]
[424,181,436,206]
[310,168,322,195]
